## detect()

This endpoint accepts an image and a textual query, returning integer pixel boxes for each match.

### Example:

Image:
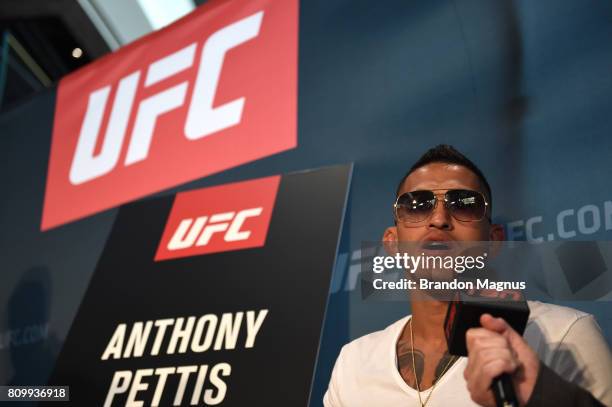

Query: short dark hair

[395,144,492,212]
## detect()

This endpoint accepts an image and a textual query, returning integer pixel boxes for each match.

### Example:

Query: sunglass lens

[446,190,486,221]
[396,191,435,223]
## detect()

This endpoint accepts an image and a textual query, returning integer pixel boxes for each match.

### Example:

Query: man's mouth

[421,241,451,251]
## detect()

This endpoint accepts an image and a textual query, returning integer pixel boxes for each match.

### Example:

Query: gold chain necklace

[409,318,456,407]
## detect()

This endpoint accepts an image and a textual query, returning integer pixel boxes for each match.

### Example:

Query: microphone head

[444,290,530,356]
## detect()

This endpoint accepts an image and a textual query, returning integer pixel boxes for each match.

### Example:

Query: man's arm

[546,314,612,405]
[525,362,604,407]
[464,314,612,407]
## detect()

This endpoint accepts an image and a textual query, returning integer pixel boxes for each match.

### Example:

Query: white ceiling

[77,0,196,51]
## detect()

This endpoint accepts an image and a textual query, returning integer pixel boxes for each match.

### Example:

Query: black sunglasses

[394,189,489,223]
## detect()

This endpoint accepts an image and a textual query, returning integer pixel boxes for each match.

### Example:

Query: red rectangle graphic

[42,0,298,230]
[155,175,280,260]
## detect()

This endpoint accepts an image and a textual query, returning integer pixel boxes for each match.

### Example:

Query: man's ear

[382,226,398,255]
[489,223,505,241]
[488,223,505,258]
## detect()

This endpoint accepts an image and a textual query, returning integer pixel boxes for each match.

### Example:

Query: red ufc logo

[155,175,279,261]
[42,0,297,231]
[69,12,264,185]
[166,208,263,250]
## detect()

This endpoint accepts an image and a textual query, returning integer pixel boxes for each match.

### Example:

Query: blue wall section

[1,0,611,405]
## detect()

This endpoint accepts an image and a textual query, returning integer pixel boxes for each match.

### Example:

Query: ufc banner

[48,165,351,406]
[42,0,298,231]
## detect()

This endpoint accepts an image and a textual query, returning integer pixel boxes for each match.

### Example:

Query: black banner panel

[47,165,351,406]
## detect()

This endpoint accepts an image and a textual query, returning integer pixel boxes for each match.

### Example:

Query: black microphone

[444,290,530,407]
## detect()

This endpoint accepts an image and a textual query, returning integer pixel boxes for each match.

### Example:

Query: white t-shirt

[323,301,612,406]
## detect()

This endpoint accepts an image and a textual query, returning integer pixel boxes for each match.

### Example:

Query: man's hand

[463,314,540,406]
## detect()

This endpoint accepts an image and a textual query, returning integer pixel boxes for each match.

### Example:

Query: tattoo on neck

[396,341,457,388]
[434,352,456,381]
[397,340,424,386]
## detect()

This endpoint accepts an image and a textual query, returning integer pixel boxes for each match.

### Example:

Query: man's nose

[428,199,452,230]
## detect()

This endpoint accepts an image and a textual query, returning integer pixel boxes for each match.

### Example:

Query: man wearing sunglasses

[324,145,612,407]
